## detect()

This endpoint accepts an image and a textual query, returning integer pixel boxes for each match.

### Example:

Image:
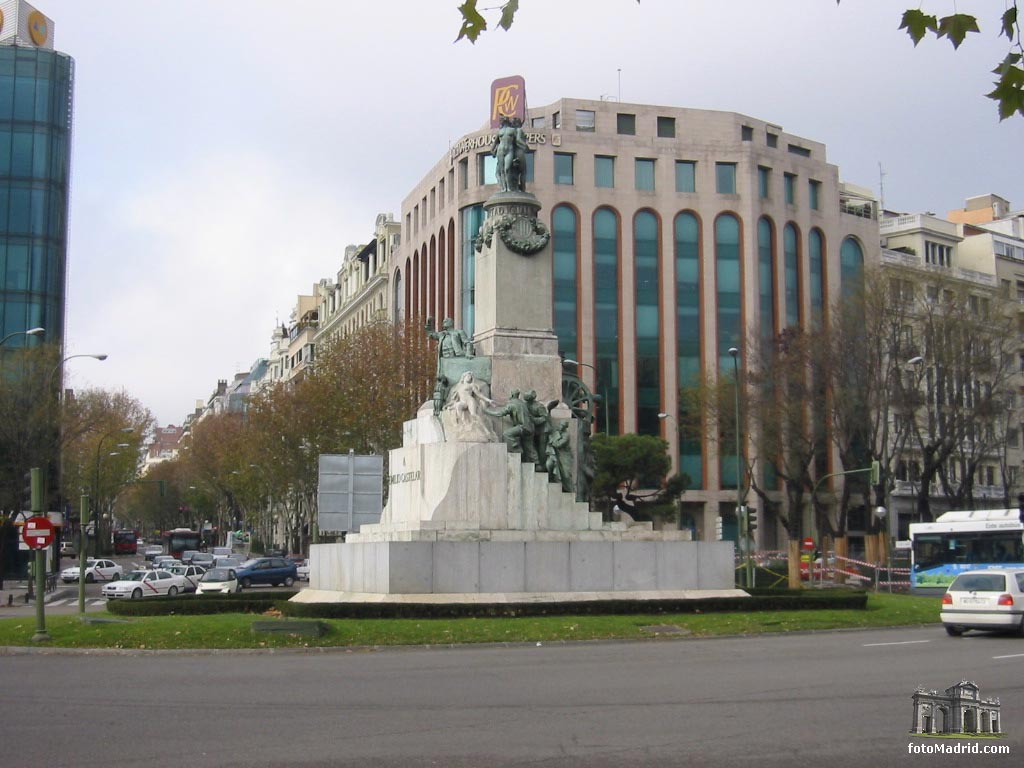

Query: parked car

[235,557,297,588]
[196,567,240,594]
[941,568,1024,636]
[143,545,163,562]
[191,552,215,569]
[165,564,207,592]
[296,559,310,582]
[60,558,122,584]
[102,569,186,600]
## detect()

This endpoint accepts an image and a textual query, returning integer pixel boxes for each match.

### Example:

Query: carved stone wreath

[475,214,550,256]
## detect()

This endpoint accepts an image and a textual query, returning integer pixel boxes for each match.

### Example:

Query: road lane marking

[862,640,932,647]
[993,653,1024,659]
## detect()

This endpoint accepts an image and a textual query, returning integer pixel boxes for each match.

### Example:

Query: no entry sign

[21,516,55,549]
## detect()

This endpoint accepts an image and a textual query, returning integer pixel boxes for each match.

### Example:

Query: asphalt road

[2,625,1022,767]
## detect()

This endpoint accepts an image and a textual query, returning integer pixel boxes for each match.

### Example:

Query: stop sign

[21,516,55,549]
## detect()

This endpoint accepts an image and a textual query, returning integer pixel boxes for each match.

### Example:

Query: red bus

[113,529,139,555]
[163,528,202,559]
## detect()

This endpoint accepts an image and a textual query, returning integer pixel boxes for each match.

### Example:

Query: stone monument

[301,112,736,602]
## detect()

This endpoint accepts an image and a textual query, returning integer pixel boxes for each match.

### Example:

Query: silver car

[941,568,1024,636]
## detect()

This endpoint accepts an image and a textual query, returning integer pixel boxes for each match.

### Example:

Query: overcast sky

[46,0,1024,428]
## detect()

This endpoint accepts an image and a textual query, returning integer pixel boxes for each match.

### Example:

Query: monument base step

[291,588,748,604]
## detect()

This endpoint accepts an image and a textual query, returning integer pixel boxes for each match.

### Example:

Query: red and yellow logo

[490,76,526,128]
[28,10,48,46]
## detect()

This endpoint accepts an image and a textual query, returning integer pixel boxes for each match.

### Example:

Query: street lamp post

[728,347,750,587]
[47,353,108,544]
[91,428,133,558]
[0,326,44,347]
[563,358,609,435]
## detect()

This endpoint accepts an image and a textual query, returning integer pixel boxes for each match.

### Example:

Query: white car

[941,568,1024,636]
[195,567,240,594]
[296,559,310,582]
[102,570,186,600]
[60,558,122,584]
[165,564,206,592]
[143,545,163,561]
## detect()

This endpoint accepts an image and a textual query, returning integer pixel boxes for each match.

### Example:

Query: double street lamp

[91,427,134,558]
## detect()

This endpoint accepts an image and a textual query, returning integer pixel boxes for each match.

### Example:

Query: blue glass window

[595,156,614,188]
[460,205,484,335]
[784,223,800,327]
[809,229,824,327]
[716,214,741,489]
[554,153,574,185]
[594,208,620,434]
[716,163,736,194]
[635,159,655,191]
[758,217,775,343]
[758,166,771,199]
[552,205,578,361]
[675,212,703,488]
[675,161,695,193]
[784,173,796,205]
[635,211,660,435]
[841,237,864,297]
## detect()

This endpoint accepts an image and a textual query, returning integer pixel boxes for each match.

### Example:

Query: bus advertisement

[909,509,1024,594]
[163,528,202,559]
[112,529,139,555]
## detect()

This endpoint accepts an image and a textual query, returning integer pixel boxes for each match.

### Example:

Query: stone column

[472,190,563,405]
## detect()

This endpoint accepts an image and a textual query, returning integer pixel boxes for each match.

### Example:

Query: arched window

[460,204,484,335]
[675,211,702,487]
[715,214,741,371]
[841,237,864,296]
[809,228,825,328]
[716,213,741,491]
[784,223,801,328]
[594,207,620,434]
[634,210,660,435]
[552,205,578,361]
[757,217,776,344]
[393,268,404,323]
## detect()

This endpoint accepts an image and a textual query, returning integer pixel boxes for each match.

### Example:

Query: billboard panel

[317,453,383,534]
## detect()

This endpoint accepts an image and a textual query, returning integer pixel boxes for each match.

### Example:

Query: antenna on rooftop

[879,162,886,211]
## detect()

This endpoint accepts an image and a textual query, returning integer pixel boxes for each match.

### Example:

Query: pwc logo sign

[490,76,526,128]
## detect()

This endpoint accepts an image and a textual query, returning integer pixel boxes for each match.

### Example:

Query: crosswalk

[48,598,108,607]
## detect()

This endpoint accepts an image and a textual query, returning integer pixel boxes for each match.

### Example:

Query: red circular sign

[21,516,55,549]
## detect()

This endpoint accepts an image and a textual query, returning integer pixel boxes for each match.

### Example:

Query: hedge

[106,591,299,617]
[104,588,867,619]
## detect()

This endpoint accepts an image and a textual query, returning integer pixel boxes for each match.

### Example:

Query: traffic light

[158,480,166,497]
[714,516,723,541]
[747,507,758,536]
[22,471,32,510]
[870,460,880,486]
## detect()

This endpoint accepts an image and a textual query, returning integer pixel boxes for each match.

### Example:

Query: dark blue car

[235,557,298,588]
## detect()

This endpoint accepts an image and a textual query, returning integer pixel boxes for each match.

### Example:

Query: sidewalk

[0,579,73,609]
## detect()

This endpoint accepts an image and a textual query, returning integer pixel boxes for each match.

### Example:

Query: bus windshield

[164,530,202,558]
[913,531,1024,572]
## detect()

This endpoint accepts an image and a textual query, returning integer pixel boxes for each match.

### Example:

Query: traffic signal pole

[29,468,50,643]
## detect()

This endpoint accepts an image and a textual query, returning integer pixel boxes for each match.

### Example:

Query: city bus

[163,528,202,559]
[112,529,139,555]
[909,509,1024,594]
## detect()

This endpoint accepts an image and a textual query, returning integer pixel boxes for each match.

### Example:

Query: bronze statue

[492,115,529,193]
[426,317,473,359]
[546,421,573,494]
[485,389,538,463]
[524,389,555,469]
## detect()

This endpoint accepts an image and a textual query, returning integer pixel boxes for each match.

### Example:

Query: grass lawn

[0,592,941,651]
